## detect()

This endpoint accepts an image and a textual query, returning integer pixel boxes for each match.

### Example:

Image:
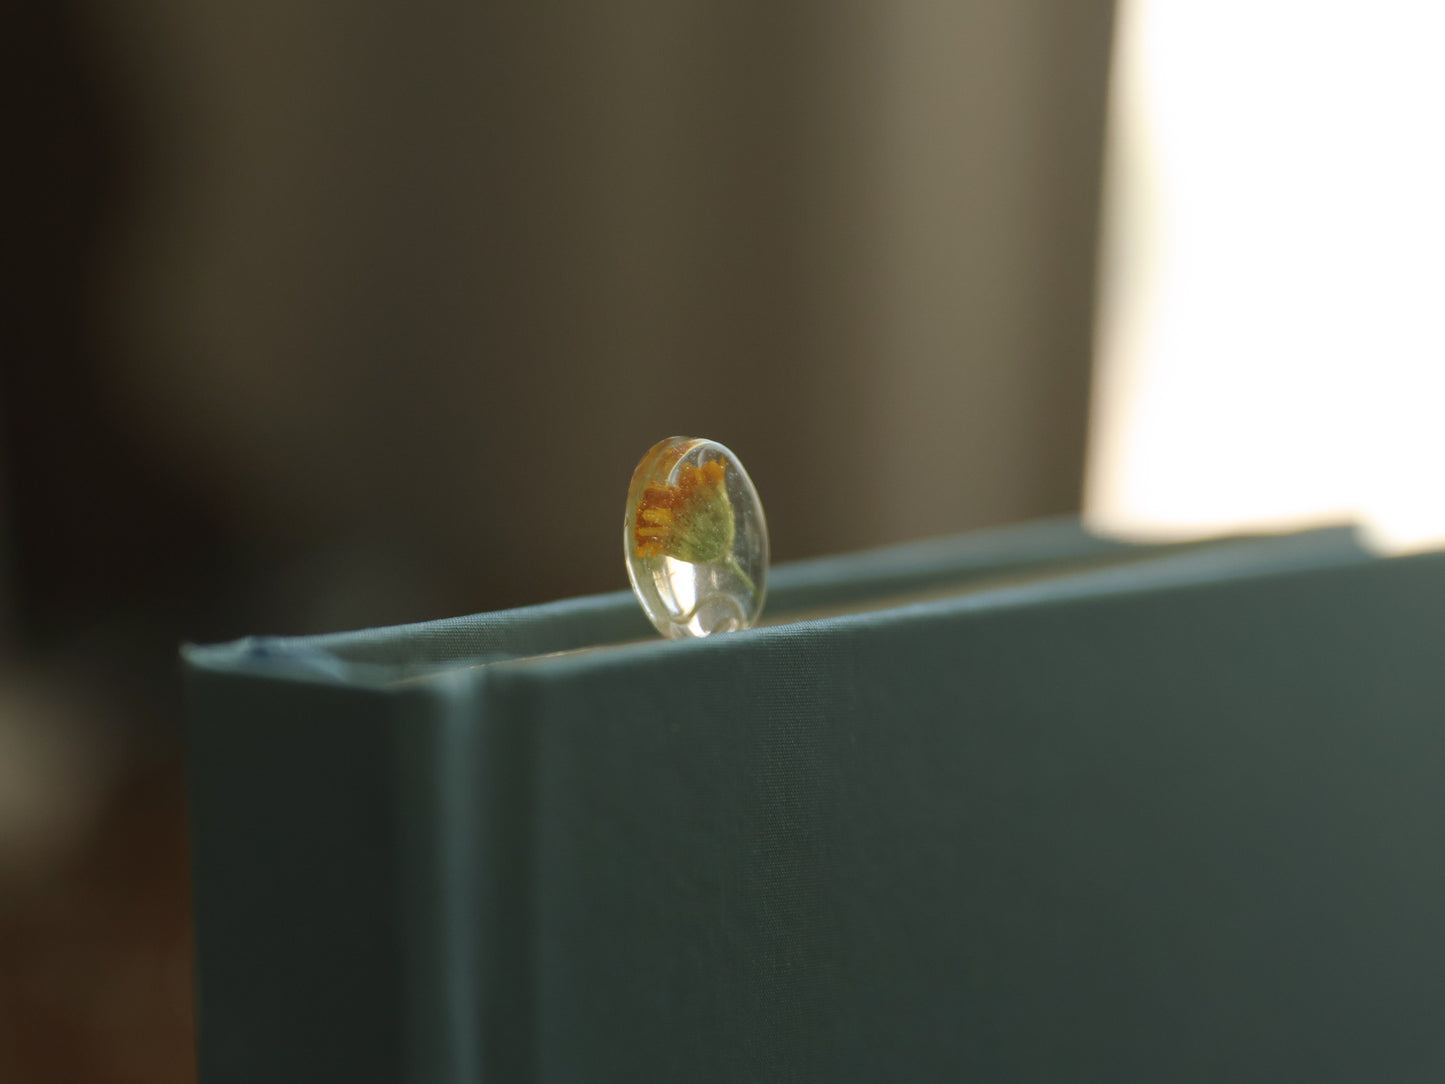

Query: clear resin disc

[624,436,768,639]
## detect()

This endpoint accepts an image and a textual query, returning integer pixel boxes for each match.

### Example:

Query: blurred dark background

[2,2,1114,1079]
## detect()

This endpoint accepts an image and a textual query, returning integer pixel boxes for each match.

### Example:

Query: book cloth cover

[183,519,1445,1082]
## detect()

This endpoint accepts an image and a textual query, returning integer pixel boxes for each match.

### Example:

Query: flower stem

[725,555,756,596]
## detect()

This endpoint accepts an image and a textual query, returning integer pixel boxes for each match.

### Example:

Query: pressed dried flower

[633,458,735,564]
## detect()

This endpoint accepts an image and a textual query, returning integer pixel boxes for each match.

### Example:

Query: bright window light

[1086,1,1445,553]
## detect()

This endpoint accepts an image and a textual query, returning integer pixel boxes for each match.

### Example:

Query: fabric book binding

[184,519,1445,1082]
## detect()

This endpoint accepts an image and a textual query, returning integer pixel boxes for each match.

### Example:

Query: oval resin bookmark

[625,436,768,639]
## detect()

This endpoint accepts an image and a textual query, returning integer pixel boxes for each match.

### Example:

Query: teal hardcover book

[183,519,1445,1082]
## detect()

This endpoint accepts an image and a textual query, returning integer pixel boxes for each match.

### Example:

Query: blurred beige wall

[89,0,1114,629]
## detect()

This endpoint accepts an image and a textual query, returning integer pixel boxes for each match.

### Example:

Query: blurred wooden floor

[0,761,195,1084]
